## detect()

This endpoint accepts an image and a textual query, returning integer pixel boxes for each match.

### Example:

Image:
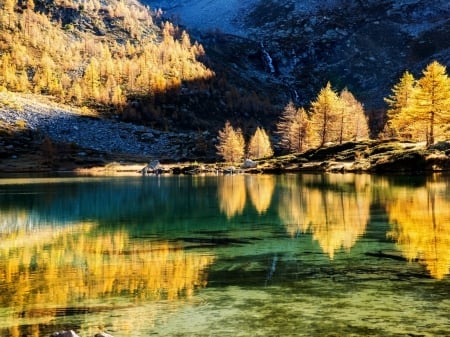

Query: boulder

[241,159,257,169]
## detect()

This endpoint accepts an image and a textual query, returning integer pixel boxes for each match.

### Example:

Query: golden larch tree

[384,71,418,139]
[410,61,450,146]
[277,101,310,153]
[309,82,341,147]
[216,121,245,163]
[340,88,369,141]
[82,57,102,100]
[247,127,273,160]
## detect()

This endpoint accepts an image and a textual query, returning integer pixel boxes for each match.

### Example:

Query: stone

[51,330,80,337]
[241,159,257,169]
[95,333,114,337]
[141,132,155,141]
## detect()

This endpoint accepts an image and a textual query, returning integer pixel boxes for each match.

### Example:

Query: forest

[1,0,450,164]
[0,0,212,112]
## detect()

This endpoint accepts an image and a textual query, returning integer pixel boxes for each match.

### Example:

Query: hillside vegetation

[0,0,213,118]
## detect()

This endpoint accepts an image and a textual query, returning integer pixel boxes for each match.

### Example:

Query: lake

[0,174,449,337]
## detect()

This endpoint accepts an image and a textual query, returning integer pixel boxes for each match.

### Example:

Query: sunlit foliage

[276,101,310,153]
[309,82,341,147]
[247,126,273,159]
[385,61,450,145]
[339,88,369,142]
[384,71,417,139]
[0,0,213,111]
[216,121,245,163]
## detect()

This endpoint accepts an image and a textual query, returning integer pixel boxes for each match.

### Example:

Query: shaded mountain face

[146,0,450,113]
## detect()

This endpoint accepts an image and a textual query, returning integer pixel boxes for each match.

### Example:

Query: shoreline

[2,140,450,177]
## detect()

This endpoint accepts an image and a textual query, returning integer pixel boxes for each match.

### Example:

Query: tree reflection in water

[385,178,450,280]
[246,175,276,214]
[0,174,449,337]
[279,174,371,259]
[0,221,215,335]
[217,175,247,218]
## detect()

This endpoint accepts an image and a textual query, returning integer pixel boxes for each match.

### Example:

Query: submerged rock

[51,331,114,337]
[95,333,114,337]
[51,331,80,337]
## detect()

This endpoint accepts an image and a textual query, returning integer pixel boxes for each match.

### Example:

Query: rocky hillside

[150,0,450,128]
[0,92,218,172]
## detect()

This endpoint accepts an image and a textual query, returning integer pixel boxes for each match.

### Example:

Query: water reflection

[385,177,450,280]
[0,220,214,334]
[217,175,247,218]
[0,174,449,336]
[246,175,276,214]
[278,174,371,259]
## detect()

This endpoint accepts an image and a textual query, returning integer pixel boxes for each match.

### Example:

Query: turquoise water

[0,174,449,336]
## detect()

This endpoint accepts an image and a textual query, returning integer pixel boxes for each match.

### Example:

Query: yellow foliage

[277,101,310,153]
[0,2,213,111]
[385,61,450,145]
[216,121,245,163]
[247,127,273,160]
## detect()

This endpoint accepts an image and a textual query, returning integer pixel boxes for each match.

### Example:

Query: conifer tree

[340,88,369,141]
[248,127,273,160]
[277,101,310,153]
[384,71,416,139]
[309,82,341,147]
[83,57,101,100]
[216,121,245,163]
[410,61,450,146]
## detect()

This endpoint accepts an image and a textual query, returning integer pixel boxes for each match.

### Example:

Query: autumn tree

[247,127,273,159]
[309,82,341,147]
[216,121,245,163]
[410,61,450,146]
[385,61,450,145]
[384,71,417,139]
[82,57,101,100]
[277,101,310,153]
[339,88,369,141]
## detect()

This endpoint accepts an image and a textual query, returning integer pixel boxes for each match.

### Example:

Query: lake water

[0,174,449,337]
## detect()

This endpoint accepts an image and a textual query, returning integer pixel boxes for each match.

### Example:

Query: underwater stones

[95,333,114,337]
[51,331,80,337]
[51,331,114,337]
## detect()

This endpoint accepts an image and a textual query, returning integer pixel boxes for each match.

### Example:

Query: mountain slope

[0,0,213,122]
[148,0,450,125]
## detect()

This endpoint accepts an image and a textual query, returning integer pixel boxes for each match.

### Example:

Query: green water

[0,174,449,337]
